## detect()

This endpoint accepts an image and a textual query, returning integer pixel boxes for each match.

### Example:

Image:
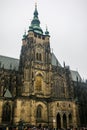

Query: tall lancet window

[35,74,42,91]
[36,53,42,61]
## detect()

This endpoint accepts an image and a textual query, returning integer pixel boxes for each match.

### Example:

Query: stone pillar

[67,114,69,128]
[16,127,18,130]
[73,103,78,127]
[0,100,3,124]
[53,118,56,129]
[61,115,63,128]
[0,116,2,124]
[6,127,9,130]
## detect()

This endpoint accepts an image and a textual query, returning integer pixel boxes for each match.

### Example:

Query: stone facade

[0,5,87,129]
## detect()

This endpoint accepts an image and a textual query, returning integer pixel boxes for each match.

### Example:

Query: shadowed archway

[69,113,72,126]
[56,113,61,129]
[63,114,67,128]
[2,102,11,123]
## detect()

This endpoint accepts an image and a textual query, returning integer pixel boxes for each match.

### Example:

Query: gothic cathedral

[0,4,87,129]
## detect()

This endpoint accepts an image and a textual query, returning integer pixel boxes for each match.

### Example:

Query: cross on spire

[35,1,37,9]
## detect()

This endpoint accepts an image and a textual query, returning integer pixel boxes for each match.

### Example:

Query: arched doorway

[63,114,67,128]
[2,102,11,123]
[56,113,61,129]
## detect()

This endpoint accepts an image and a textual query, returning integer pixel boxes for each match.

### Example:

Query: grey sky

[0,0,87,80]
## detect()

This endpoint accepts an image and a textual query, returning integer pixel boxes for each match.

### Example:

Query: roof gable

[4,89,12,98]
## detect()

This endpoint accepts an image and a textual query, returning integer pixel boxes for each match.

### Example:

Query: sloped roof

[0,55,19,71]
[0,55,82,83]
[0,54,62,70]
[70,70,82,82]
[4,89,12,98]
[51,53,61,67]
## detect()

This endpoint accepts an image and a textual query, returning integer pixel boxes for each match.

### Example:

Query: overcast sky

[0,0,87,80]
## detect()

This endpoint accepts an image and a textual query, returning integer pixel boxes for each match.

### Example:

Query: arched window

[39,53,42,61]
[36,53,42,61]
[56,113,61,129]
[36,53,39,60]
[2,102,11,123]
[69,113,72,125]
[35,75,42,91]
[63,114,67,128]
[36,105,42,119]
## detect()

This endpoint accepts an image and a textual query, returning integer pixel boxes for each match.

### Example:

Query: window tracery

[35,75,42,91]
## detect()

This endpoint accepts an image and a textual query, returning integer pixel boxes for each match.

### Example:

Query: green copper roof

[29,4,43,34]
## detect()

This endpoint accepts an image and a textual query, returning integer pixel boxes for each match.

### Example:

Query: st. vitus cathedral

[0,4,87,129]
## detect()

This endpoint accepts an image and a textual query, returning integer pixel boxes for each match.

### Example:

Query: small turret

[45,25,50,36]
[22,30,27,40]
[22,30,27,45]
[45,26,50,43]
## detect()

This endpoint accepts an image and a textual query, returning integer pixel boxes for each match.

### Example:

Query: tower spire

[34,1,38,18]
[28,3,43,34]
[22,29,27,40]
[35,2,37,10]
[46,25,48,32]
[45,25,49,36]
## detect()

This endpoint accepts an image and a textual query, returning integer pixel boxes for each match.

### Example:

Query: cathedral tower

[19,4,52,97]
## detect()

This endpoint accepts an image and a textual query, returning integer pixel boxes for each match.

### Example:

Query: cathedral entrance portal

[56,113,61,129]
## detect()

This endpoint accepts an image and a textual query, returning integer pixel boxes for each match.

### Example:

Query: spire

[29,3,43,34]
[35,2,37,9]
[34,2,38,18]
[22,30,27,40]
[45,25,49,36]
